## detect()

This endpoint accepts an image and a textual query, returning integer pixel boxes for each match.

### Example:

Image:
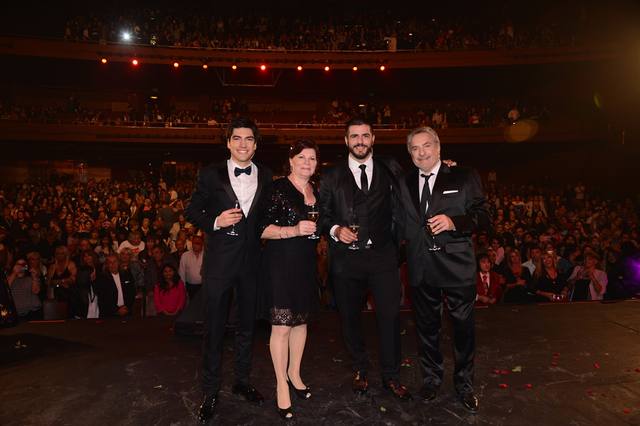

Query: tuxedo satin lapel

[217,162,238,204]
[247,165,265,218]
[405,169,420,220]
[339,160,354,211]
[427,163,451,216]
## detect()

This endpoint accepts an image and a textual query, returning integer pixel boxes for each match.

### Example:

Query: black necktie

[359,164,369,194]
[234,166,251,177]
[419,173,433,218]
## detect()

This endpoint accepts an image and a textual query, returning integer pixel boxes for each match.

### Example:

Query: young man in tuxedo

[186,117,272,423]
[398,127,490,413]
[318,117,411,401]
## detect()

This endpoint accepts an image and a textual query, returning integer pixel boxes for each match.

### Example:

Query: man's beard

[349,144,372,160]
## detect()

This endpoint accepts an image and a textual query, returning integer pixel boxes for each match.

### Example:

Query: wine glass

[425,215,441,251]
[348,210,360,251]
[307,204,320,240]
[226,199,240,236]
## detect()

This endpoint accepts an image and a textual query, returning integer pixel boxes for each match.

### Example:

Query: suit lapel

[427,163,451,216]
[246,164,265,218]
[338,159,354,211]
[405,169,421,220]
[217,161,239,204]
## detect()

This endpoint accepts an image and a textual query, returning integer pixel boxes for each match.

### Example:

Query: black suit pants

[411,282,476,394]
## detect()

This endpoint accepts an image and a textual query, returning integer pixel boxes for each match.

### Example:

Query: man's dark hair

[344,117,374,136]
[226,117,260,142]
[477,253,490,264]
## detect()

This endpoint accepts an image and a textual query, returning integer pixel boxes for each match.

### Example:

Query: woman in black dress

[260,139,319,420]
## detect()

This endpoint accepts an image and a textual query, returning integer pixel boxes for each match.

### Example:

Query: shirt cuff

[213,217,221,231]
[330,225,339,242]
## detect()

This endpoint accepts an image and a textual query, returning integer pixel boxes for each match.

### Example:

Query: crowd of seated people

[1,172,638,322]
[60,7,596,51]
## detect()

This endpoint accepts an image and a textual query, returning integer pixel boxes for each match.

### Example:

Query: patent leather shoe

[232,383,264,405]
[197,393,218,424]
[459,392,479,413]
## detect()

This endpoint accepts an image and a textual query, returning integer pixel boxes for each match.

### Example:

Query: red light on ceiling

[379,65,386,71]
[324,66,330,72]
[100,58,107,64]
[297,65,303,71]
[131,59,139,66]
[173,62,180,68]
[260,64,267,71]
[352,66,358,71]
[202,64,208,69]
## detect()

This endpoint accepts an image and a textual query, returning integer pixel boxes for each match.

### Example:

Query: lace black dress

[259,178,318,326]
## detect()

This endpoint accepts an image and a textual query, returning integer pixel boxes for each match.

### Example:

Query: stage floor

[2,301,640,425]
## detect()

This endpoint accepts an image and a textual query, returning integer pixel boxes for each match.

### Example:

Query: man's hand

[216,208,243,228]
[428,215,455,235]
[295,220,317,236]
[335,226,358,244]
[117,306,129,316]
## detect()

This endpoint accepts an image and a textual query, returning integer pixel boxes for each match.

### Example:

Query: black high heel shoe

[276,403,294,420]
[287,378,311,400]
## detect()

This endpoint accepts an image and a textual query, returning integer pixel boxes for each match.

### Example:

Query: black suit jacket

[399,164,491,288]
[96,269,136,317]
[185,160,272,280]
[319,156,403,257]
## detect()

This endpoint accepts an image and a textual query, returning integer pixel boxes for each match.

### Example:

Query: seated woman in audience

[46,245,77,316]
[153,263,186,316]
[531,249,570,302]
[501,249,532,303]
[567,252,608,301]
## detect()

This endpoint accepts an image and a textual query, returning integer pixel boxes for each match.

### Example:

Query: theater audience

[531,250,570,302]
[97,254,135,317]
[475,254,504,306]
[74,250,99,318]
[567,252,608,301]
[501,250,533,304]
[178,235,204,300]
[6,259,42,320]
[46,245,77,314]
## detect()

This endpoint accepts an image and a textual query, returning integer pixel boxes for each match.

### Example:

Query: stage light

[352,66,358,71]
[324,65,330,72]
[202,64,208,69]
[150,96,158,100]
[100,58,107,64]
[297,65,303,71]
[231,64,237,70]
[173,62,180,68]
[260,64,267,71]
[131,59,139,66]
[121,31,131,42]
[379,65,386,71]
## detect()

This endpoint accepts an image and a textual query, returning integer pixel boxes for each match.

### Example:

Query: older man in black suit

[186,117,272,423]
[319,117,411,401]
[399,127,490,413]
[96,254,135,317]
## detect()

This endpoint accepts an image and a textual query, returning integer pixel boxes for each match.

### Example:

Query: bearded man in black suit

[318,117,411,401]
[398,127,490,413]
[186,117,272,423]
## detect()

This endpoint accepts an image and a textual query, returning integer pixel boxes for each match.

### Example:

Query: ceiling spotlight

[260,64,267,71]
[131,59,139,66]
[297,65,303,71]
[121,31,131,42]
[173,62,180,68]
[379,65,386,71]
[202,64,208,69]
[232,64,238,70]
[100,58,107,64]
[324,65,330,72]
[352,66,358,71]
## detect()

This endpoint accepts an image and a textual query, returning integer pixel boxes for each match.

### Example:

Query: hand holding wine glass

[307,204,320,240]
[224,199,242,236]
[347,210,360,251]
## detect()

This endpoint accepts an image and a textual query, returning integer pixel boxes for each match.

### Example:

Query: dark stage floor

[2,301,640,425]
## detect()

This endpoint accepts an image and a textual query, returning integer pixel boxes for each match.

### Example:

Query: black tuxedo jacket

[185,160,272,280]
[318,156,403,254]
[96,269,136,317]
[399,164,491,288]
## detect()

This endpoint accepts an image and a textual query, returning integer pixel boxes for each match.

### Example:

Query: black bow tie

[234,166,252,177]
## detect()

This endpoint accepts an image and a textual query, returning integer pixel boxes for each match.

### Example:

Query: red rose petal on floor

[500,370,510,375]
[623,408,631,414]
[553,352,560,357]
[594,362,601,369]
[551,361,558,366]
[635,368,640,373]
[525,384,533,389]
[499,383,508,389]
[493,369,501,375]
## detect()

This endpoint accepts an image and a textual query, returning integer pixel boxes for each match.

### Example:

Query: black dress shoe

[419,386,438,402]
[383,379,413,401]
[287,379,311,400]
[232,383,264,405]
[352,371,369,395]
[459,392,479,413]
[276,403,294,420]
[197,393,218,424]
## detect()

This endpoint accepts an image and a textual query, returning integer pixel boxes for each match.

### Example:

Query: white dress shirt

[112,272,124,307]
[214,159,258,231]
[418,160,442,214]
[179,249,203,285]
